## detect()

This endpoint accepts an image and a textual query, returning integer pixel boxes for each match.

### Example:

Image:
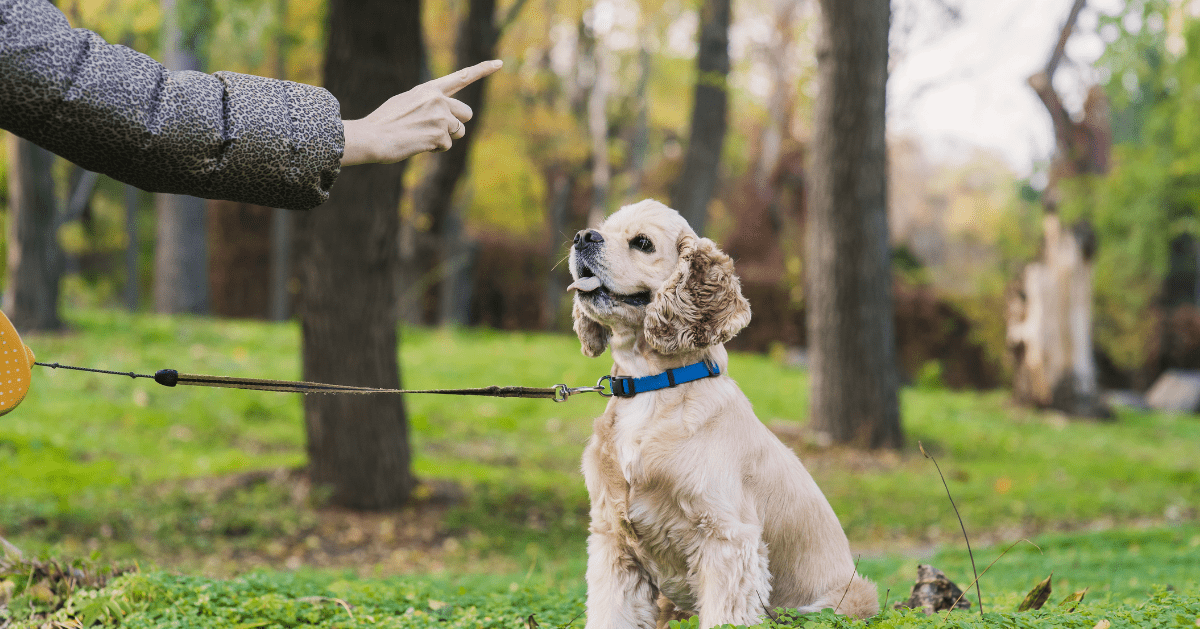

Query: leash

[30,358,721,402]
[1,310,720,415]
[32,362,615,403]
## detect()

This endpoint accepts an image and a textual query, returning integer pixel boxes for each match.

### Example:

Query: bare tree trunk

[154,0,209,315]
[754,0,798,197]
[806,0,902,449]
[408,0,502,326]
[543,165,575,328]
[625,39,652,202]
[1007,0,1110,418]
[269,207,293,320]
[269,0,294,321]
[3,135,63,332]
[1008,216,1104,415]
[125,184,141,311]
[585,27,609,227]
[207,201,272,318]
[670,0,730,236]
[155,194,209,313]
[295,0,421,510]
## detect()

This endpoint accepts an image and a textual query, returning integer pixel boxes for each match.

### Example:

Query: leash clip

[553,375,615,403]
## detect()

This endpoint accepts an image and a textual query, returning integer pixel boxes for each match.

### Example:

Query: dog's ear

[573,299,610,357]
[644,234,751,354]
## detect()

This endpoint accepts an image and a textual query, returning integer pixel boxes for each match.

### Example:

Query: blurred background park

[1,0,1200,625]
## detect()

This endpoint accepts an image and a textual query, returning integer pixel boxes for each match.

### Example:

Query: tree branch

[57,169,100,227]
[499,0,531,33]
[1045,0,1087,79]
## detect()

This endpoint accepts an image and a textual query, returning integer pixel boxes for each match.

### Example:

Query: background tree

[806,0,901,449]
[1006,0,1111,417]
[154,0,213,315]
[294,0,422,509]
[1054,0,1200,386]
[3,137,62,332]
[207,201,274,318]
[670,0,731,236]
[407,0,525,326]
[206,0,302,321]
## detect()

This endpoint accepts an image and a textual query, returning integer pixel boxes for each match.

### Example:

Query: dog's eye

[629,235,655,253]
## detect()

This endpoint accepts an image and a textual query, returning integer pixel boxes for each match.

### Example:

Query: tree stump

[1007,215,1110,417]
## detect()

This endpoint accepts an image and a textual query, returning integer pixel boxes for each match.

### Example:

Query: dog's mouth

[569,262,653,307]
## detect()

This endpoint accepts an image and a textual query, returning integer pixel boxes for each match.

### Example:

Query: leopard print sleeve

[0,0,343,211]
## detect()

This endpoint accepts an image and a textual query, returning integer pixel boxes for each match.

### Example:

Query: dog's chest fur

[608,396,657,483]
[586,391,706,609]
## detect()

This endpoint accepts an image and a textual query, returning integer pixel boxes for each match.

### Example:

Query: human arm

[0,0,342,211]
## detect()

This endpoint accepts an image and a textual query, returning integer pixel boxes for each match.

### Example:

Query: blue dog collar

[607,359,721,398]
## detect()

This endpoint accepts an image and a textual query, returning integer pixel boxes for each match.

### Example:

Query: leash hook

[553,375,615,403]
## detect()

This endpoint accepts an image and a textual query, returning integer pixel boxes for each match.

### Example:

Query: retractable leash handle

[0,310,36,417]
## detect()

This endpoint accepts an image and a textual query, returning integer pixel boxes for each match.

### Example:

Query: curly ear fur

[644,235,751,354]
[573,299,610,357]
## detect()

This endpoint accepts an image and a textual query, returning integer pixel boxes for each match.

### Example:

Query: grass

[1,306,1198,626]
[3,528,1199,628]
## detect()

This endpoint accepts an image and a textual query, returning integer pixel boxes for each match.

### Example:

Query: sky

[888,0,1124,176]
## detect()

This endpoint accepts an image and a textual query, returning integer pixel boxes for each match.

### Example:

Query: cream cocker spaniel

[568,200,878,629]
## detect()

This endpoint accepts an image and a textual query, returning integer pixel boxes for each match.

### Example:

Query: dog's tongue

[568,276,603,293]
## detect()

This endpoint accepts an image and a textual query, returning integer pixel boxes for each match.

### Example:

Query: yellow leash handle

[0,310,36,417]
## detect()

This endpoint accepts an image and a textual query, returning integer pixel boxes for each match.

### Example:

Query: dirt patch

[138,469,469,578]
[768,422,906,474]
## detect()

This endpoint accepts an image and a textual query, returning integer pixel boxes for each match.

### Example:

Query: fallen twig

[297,596,355,621]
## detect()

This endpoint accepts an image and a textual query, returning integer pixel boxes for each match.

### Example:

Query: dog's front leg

[690,521,771,629]
[585,529,658,629]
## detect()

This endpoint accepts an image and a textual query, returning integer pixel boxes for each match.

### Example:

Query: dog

[568,200,878,629]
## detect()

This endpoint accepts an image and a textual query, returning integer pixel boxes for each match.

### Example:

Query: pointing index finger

[430,60,504,96]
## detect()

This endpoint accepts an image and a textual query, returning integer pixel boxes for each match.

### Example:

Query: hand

[341,59,503,167]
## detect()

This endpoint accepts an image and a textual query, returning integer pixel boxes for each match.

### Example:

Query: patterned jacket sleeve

[0,0,343,211]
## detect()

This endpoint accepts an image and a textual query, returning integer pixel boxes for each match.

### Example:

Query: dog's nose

[574,229,604,250]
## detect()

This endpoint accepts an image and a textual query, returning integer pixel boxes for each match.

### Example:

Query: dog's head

[568,199,751,357]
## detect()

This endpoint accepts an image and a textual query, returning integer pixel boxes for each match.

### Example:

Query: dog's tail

[794,573,880,620]
[833,573,881,619]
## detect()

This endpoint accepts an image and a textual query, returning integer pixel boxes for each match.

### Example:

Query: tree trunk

[754,0,798,198]
[3,135,63,332]
[207,201,273,318]
[1007,0,1109,418]
[269,0,294,322]
[1008,216,1106,416]
[625,40,652,202]
[585,31,610,228]
[806,0,901,449]
[408,0,500,326]
[542,165,575,328]
[154,0,209,315]
[125,184,141,311]
[295,0,421,509]
[269,207,293,320]
[670,0,730,236]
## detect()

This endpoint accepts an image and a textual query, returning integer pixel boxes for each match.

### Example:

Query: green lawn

[1,307,1198,627]
[4,527,1199,628]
